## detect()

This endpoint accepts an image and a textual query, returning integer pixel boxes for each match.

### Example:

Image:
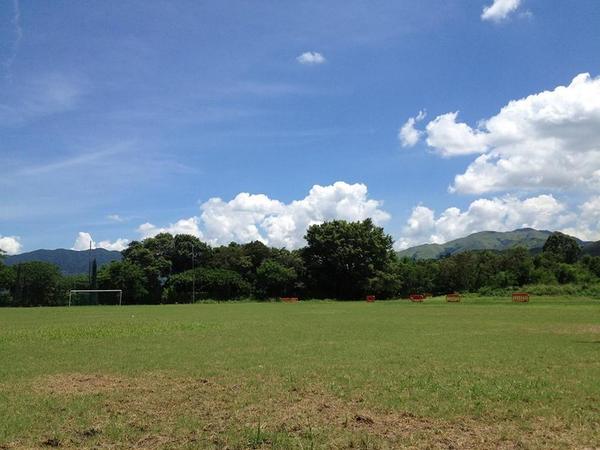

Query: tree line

[1,220,600,306]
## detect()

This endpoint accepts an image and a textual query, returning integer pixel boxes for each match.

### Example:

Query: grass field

[1,297,599,449]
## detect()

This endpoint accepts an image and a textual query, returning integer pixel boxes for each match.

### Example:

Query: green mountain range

[397,228,592,260]
[4,248,122,275]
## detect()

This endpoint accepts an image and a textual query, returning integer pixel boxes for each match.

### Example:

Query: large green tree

[302,219,395,299]
[11,261,64,306]
[98,261,148,304]
[255,259,298,298]
[0,252,15,305]
[543,232,581,264]
[165,267,251,302]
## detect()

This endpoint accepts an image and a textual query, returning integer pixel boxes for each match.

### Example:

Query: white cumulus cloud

[419,73,600,194]
[0,235,22,255]
[201,182,389,249]
[138,217,203,239]
[399,110,426,147]
[560,196,600,242]
[296,51,326,65]
[97,238,129,252]
[200,194,285,245]
[481,0,522,22]
[72,232,94,251]
[395,194,574,250]
[425,112,488,156]
[137,182,389,249]
[71,232,129,251]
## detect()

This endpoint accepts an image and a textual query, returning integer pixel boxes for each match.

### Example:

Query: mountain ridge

[397,228,592,260]
[4,248,122,275]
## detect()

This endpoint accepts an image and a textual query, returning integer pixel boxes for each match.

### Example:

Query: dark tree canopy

[3,224,600,306]
[10,261,63,306]
[98,260,148,304]
[302,219,395,299]
[543,232,581,264]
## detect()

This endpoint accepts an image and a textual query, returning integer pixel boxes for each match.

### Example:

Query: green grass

[1,296,599,448]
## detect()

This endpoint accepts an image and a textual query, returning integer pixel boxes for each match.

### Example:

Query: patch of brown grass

[554,324,600,335]
[7,372,599,449]
[35,373,128,395]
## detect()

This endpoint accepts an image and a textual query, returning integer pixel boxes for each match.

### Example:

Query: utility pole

[191,245,196,303]
[88,240,92,288]
[180,240,197,303]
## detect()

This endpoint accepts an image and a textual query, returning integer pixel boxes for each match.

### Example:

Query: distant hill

[397,228,588,260]
[5,248,122,275]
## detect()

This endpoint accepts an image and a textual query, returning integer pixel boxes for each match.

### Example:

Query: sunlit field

[1,297,599,449]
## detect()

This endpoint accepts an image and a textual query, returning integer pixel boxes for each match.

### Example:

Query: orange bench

[280,297,299,303]
[446,293,461,302]
[512,292,529,303]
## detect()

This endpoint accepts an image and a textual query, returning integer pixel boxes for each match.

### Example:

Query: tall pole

[177,240,198,303]
[88,240,92,288]
[191,245,196,303]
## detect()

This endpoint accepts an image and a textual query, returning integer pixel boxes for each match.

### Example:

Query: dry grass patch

[35,373,129,396]
[10,372,594,449]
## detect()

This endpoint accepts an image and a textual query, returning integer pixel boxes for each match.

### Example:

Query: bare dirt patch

[13,373,599,449]
[551,324,600,335]
[35,373,128,396]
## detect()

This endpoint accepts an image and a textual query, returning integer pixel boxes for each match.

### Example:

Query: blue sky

[2,0,600,253]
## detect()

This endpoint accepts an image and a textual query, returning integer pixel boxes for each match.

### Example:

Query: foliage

[302,219,395,299]
[164,267,251,302]
[543,232,582,263]
[0,257,15,306]
[2,223,600,306]
[9,261,65,306]
[98,261,148,304]
[255,259,298,299]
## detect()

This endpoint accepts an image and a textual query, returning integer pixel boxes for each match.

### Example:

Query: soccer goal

[68,290,123,306]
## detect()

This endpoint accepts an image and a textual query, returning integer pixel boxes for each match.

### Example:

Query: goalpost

[68,290,123,306]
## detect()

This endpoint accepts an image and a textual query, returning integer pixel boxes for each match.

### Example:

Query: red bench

[409,294,425,302]
[512,292,530,303]
[280,297,299,303]
[365,295,376,303]
[446,293,461,302]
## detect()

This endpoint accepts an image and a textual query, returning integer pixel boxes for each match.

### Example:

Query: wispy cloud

[3,0,22,81]
[17,144,130,176]
[0,73,86,126]
[107,214,124,222]
[217,81,315,96]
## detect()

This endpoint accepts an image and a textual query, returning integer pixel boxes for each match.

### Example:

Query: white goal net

[68,290,123,306]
